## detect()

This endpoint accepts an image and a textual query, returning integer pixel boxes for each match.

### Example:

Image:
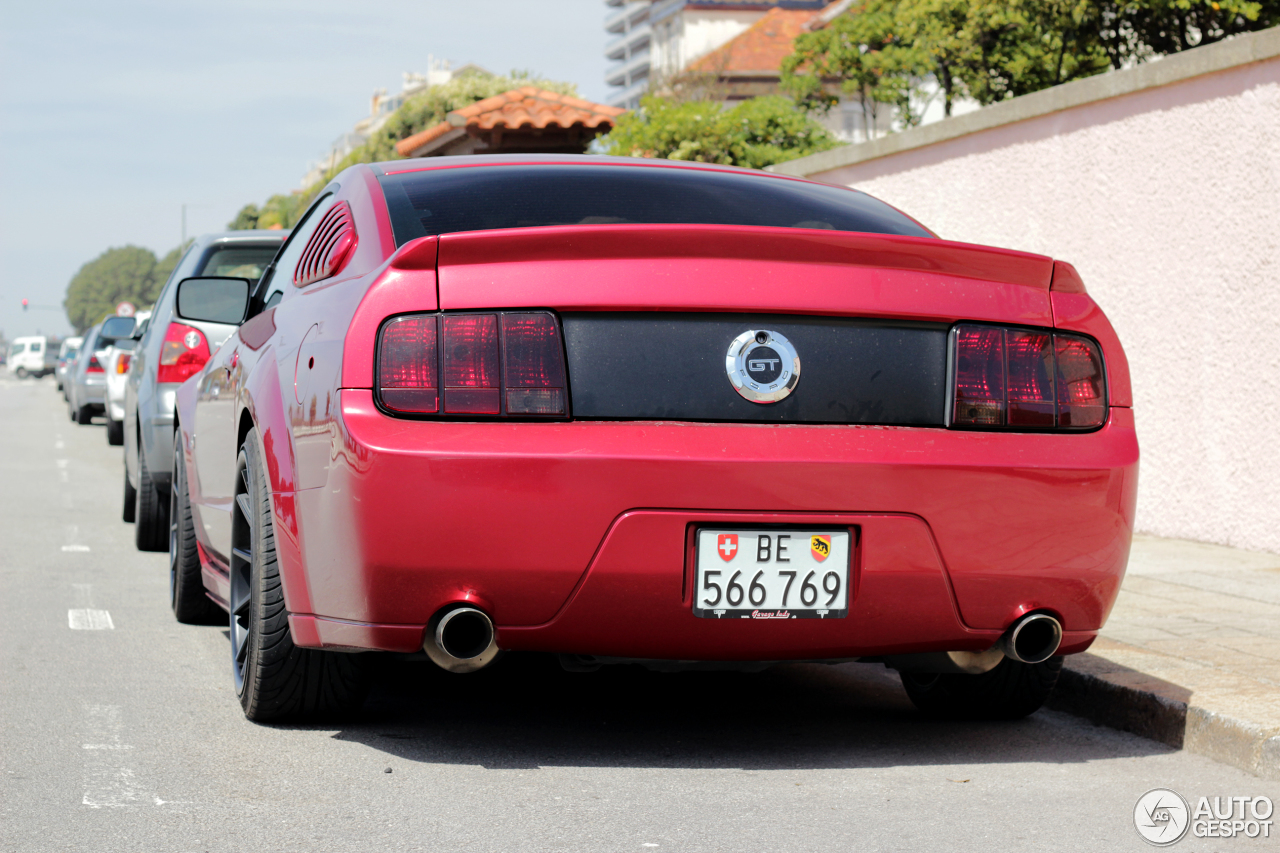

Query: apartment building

[604,0,828,109]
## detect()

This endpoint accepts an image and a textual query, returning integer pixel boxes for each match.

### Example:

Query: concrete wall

[773,29,1280,554]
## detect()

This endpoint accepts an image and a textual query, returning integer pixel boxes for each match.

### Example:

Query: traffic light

[21,299,27,311]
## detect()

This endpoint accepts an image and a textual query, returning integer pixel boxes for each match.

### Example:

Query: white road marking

[62,545,90,552]
[55,440,65,449]
[68,610,114,630]
[80,706,181,809]
[59,470,69,483]
[82,706,139,809]
[55,459,69,468]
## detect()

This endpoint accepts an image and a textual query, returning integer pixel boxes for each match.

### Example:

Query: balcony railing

[605,48,652,88]
[605,21,652,60]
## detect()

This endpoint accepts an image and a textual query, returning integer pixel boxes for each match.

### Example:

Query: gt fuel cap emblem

[725,329,800,404]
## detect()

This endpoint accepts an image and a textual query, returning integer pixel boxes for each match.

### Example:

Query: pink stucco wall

[812,56,1280,554]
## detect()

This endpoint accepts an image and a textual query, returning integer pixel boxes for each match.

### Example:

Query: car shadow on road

[317,652,1174,771]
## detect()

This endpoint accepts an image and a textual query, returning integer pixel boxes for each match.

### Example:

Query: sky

[0,0,609,339]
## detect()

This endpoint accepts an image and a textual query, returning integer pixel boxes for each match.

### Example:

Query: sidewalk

[1050,534,1280,779]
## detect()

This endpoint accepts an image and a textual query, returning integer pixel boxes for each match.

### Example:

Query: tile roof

[686,2,842,74]
[396,87,626,157]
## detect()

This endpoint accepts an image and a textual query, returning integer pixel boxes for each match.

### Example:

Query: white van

[6,336,55,379]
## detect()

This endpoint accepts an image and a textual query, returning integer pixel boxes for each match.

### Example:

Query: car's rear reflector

[1055,335,1106,428]
[952,324,1105,430]
[116,353,132,374]
[157,322,211,385]
[378,311,568,419]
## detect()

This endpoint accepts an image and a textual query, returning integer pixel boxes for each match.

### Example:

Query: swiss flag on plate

[717,534,739,561]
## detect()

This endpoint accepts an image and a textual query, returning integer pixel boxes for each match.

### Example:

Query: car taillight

[86,356,105,374]
[115,353,131,374]
[951,324,1105,430]
[378,312,568,418]
[157,322,211,384]
[379,315,439,414]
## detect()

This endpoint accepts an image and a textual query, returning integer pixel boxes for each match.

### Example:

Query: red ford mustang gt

[170,155,1137,722]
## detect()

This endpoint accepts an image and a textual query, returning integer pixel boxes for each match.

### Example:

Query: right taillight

[951,324,1106,430]
[157,322,211,384]
[377,312,568,418]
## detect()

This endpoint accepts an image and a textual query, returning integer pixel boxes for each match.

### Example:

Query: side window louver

[294,201,357,286]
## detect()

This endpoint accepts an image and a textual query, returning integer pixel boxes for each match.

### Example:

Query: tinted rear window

[379,164,932,246]
[198,246,279,280]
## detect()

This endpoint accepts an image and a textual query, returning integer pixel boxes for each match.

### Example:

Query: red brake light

[952,325,1106,430]
[379,315,439,414]
[952,326,1004,426]
[86,356,105,374]
[1006,331,1054,427]
[116,353,132,374]
[157,322,211,384]
[377,312,568,418]
[443,314,500,414]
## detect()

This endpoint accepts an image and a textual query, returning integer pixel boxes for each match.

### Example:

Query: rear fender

[240,348,314,617]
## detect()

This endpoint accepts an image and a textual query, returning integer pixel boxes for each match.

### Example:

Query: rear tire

[899,656,1064,720]
[15,367,27,379]
[106,419,124,446]
[122,462,137,523]
[134,447,169,551]
[75,404,92,425]
[230,428,366,722]
[170,439,221,624]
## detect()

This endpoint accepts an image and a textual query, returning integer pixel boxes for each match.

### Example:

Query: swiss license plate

[694,529,850,619]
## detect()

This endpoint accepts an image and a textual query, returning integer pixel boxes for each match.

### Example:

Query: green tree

[227,204,260,230]
[599,95,837,169]
[63,246,165,332]
[782,7,911,135]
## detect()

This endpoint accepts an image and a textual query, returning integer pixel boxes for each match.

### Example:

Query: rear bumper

[283,390,1138,658]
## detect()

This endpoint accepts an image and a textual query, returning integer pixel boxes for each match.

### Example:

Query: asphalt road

[2,373,1276,853]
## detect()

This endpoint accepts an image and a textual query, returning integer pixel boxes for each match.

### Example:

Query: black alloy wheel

[899,655,1064,720]
[230,427,366,721]
[169,436,221,624]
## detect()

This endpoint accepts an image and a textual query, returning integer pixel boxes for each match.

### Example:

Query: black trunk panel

[562,313,947,425]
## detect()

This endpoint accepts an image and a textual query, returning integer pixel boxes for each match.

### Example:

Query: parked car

[103,311,150,446]
[67,317,134,424]
[172,156,1137,723]
[6,336,55,378]
[56,336,83,393]
[123,231,285,544]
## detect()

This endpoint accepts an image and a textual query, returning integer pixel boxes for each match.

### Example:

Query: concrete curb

[1050,653,1280,780]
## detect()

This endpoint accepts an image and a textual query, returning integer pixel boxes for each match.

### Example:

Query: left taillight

[377,312,568,418]
[115,353,131,374]
[951,324,1106,430]
[86,356,105,374]
[157,322,211,384]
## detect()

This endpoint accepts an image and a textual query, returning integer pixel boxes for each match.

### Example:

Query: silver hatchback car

[123,231,285,548]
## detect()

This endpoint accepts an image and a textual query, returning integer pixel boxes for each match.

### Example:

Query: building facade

[604,0,828,109]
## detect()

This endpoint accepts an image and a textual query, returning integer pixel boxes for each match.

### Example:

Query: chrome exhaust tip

[999,613,1063,665]
[424,606,499,674]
